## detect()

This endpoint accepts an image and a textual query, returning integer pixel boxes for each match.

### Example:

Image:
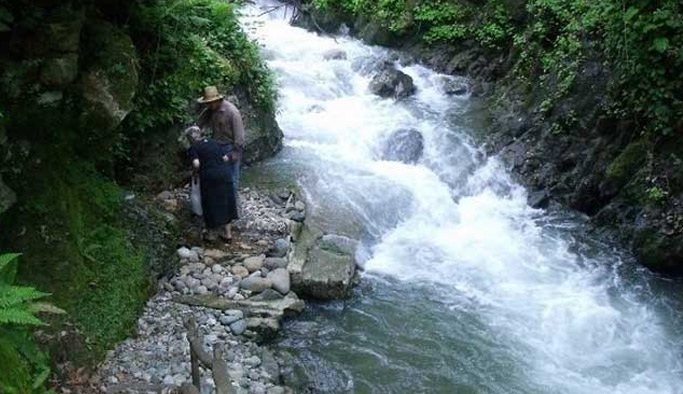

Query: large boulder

[381,128,424,164]
[369,66,416,99]
[289,225,357,299]
[78,22,138,131]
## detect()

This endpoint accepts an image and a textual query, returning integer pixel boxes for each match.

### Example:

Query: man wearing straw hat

[196,86,245,189]
[195,86,245,240]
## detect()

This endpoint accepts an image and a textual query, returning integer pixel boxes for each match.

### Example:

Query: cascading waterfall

[240,2,683,393]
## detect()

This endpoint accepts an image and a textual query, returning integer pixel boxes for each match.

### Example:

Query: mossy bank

[295,0,683,275]
[0,0,281,389]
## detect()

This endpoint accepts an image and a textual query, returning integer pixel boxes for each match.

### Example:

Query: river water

[239,2,683,393]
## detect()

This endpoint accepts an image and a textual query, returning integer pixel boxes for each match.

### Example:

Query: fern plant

[0,253,64,394]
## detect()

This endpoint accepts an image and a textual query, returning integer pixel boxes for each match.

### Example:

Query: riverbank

[56,185,311,394]
[292,0,683,275]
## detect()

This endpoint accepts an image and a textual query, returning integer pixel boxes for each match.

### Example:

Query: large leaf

[0,308,45,326]
[0,253,21,284]
[0,286,50,308]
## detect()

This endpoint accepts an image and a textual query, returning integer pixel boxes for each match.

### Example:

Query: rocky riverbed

[93,185,325,394]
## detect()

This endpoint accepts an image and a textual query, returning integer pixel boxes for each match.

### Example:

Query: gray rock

[163,375,175,385]
[249,289,284,301]
[231,265,250,278]
[263,257,288,270]
[225,309,244,319]
[220,314,241,326]
[442,77,469,95]
[528,190,550,209]
[177,247,199,261]
[267,239,290,258]
[266,268,290,295]
[244,356,262,368]
[243,255,265,272]
[239,276,272,293]
[78,23,138,131]
[294,201,306,211]
[250,383,267,394]
[369,66,415,99]
[227,286,239,299]
[212,264,225,273]
[201,278,219,291]
[229,319,247,335]
[381,128,424,164]
[323,48,347,60]
[288,211,306,223]
[196,285,209,295]
[184,277,201,289]
[291,227,356,299]
[260,349,280,382]
[173,280,187,291]
[267,387,285,394]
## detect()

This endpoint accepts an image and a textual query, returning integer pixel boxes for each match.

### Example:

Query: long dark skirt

[200,166,238,229]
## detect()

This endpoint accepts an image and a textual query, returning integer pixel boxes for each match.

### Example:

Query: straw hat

[197,86,224,104]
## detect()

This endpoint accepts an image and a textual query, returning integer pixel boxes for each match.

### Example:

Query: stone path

[96,186,308,394]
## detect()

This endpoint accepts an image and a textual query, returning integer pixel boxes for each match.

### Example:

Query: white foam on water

[240,2,683,393]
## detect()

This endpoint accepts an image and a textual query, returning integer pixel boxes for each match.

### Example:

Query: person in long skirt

[189,132,238,242]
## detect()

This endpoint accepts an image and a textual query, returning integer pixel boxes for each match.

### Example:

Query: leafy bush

[123,0,277,139]
[0,253,64,394]
[310,0,683,137]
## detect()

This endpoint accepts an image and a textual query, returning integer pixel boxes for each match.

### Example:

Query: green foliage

[0,253,62,394]
[645,185,667,202]
[1,161,149,355]
[123,0,277,139]
[311,0,682,137]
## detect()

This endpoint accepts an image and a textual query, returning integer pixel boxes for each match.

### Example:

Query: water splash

[241,2,683,393]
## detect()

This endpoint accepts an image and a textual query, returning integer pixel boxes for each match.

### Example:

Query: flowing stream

[240,2,683,393]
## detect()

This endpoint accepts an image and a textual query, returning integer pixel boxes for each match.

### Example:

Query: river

[239,2,683,393]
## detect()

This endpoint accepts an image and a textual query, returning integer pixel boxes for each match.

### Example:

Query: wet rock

[266,268,291,295]
[246,317,280,339]
[442,77,469,95]
[291,227,356,299]
[239,276,272,293]
[323,48,347,60]
[369,66,416,99]
[260,349,280,382]
[229,319,247,335]
[527,190,550,209]
[288,211,306,223]
[267,239,290,258]
[381,128,424,164]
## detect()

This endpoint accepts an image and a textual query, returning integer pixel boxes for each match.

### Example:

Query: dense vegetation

[311,0,682,138]
[0,253,63,394]
[0,0,276,391]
